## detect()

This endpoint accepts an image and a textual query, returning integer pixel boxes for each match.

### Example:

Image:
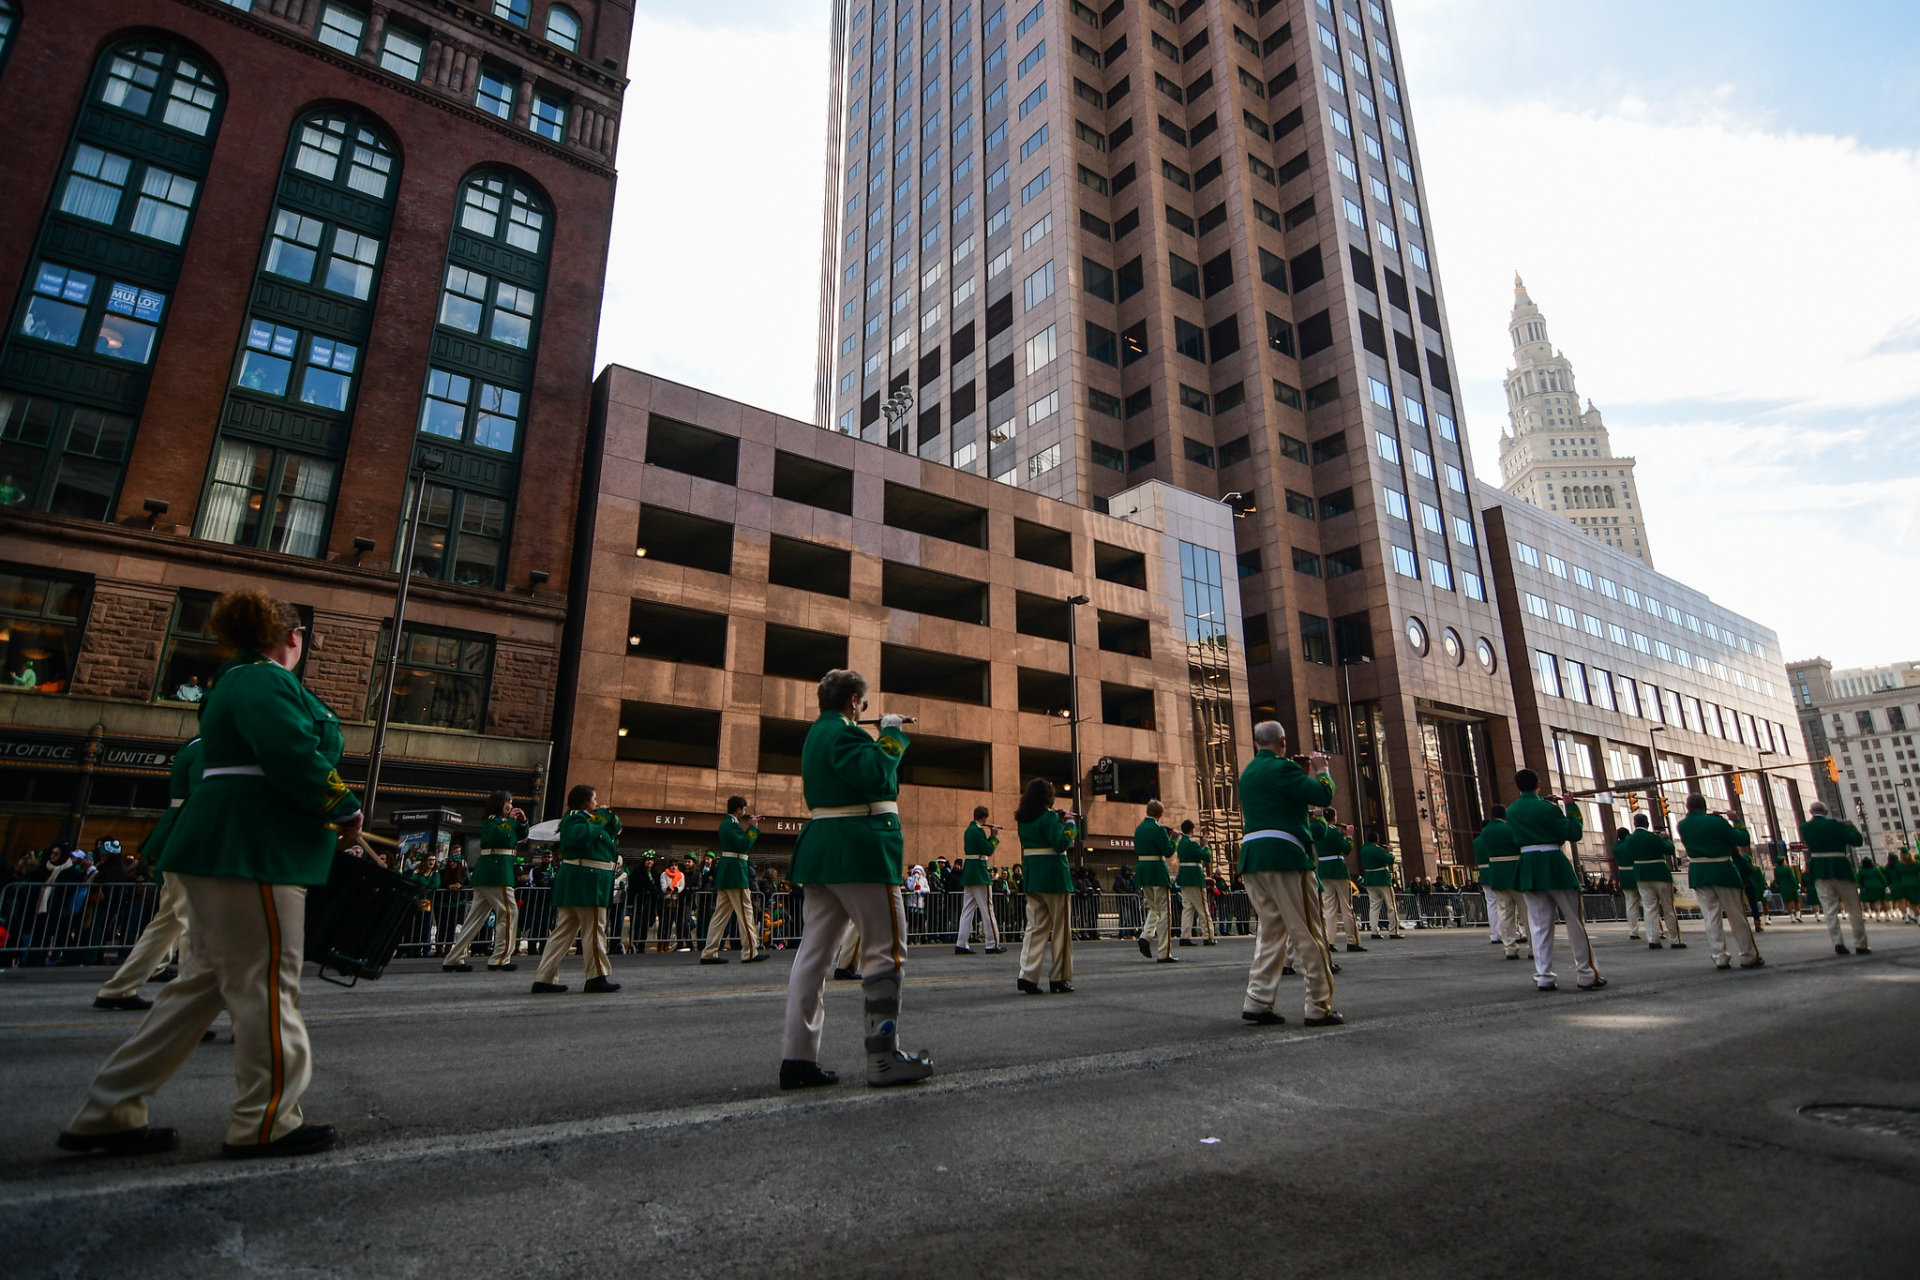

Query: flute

[856,716,918,725]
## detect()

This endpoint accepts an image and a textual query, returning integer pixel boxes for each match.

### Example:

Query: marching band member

[701,796,766,964]
[1312,809,1363,954]
[1613,826,1644,941]
[1626,814,1684,949]
[60,590,359,1158]
[1677,795,1762,970]
[530,785,623,995]
[1132,800,1176,963]
[779,670,930,1089]
[1801,802,1868,955]
[1510,769,1603,992]
[92,737,203,1011]
[1015,778,1077,995]
[1359,837,1402,940]
[1473,806,1528,961]
[1175,820,1217,947]
[955,806,1006,955]
[1237,721,1341,1027]
[443,791,526,972]
[1771,857,1804,923]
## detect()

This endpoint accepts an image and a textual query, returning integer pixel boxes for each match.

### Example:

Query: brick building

[0,0,631,857]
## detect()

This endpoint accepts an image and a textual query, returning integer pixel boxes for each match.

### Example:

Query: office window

[291,112,397,199]
[492,0,531,27]
[317,4,367,55]
[546,5,582,51]
[530,91,568,141]
[372,624,492,731]
[397,482,511,588]
[1392,546,1418,579]
[154,589,227,705]
[380,24,426,77]
[1023,259,1055,309]
[417,369,523,453]
[1536,651,1562,698]
[475,66,516,119]
[0,567,90,694]
[197,439,336,558]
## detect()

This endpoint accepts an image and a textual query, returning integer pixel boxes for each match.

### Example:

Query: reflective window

[546,6,582,52]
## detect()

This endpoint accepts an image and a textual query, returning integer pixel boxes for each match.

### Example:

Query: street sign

[1612,777,1657,789]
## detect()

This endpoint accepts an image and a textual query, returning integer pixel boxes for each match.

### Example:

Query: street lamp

[1065,594,1090,841]
[880,386,914,446]
[364,449,444,823]
[1648,724,1667,831]
[1340,653,1371,841]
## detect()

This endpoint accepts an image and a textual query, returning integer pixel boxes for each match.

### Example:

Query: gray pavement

[2,918,1917,1278]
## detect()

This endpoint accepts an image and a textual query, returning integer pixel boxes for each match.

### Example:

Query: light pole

[1341,653,1371,841]
[1648,724,1667,831]
[1064,595,1090,832]
[364,450,444,823]
[880,386,914,448]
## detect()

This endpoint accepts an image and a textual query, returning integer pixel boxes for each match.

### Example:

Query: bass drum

[304,848,422,985]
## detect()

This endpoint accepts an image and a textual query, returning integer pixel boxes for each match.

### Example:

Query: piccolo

[856,716,918,725]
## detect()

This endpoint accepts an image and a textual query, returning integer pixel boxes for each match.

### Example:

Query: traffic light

[1658,796,1671,821]
[1824,756,1840,783]
[1627,792,1641,813]
[1731,773,1744,796]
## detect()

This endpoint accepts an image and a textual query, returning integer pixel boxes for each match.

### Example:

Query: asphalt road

[2,918,1916,1279]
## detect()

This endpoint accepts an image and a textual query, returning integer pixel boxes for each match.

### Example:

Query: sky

[596,0,1920,669]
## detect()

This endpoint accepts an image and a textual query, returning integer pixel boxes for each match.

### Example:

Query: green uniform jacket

[714,814,758,890]
[1770,863,1801,899]
[791,713,908,885]
[962,822,997,885]
[1677,810,1750,889]
[1858,861,1889,902]
[1611,838,1638,891]
[553,807,623,908]
[1312,819,1353,882]
[471,815,527,887]
[141,737,204,888]
[1018,810,1076,895]
[161,656,360,886]
[1894,859,1920,902]
[1133,818,1174,888]
[1175,835,1210,887]
[1359,843,1395,887]
[1625,828,1675,882]
[1507,792,1582,892]
[1735,851,1766,897]
[1473,820,1519,891]
[1800,815,1862,883]
[1237,749,1333,874]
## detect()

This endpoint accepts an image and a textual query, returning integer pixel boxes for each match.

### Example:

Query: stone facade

[1496,277,1655,565]
[1788,656,1920,847]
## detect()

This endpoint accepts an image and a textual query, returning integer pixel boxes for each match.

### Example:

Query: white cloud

[595,11,829,422]
[1410,94,1920,666]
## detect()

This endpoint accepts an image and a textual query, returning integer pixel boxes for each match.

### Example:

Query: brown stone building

[0,0,630,856]
[815,0,1520,876]
[555,366,1254,875]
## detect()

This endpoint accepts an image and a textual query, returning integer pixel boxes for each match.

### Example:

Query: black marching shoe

[1329,961,1342,974]
[1203,940,1216,947]
[779,1059,839,1090]
[154,967,179,983]
[583,976,621,993]
[56,1126,178,1156]
[222,1124,336,1160]
[1576,977,1609,991]
[1157,956,1179,964]
[531,981,567,994]
[1649,942,1663,950]
[1346,943,1367,953]
[745,953,770,963]
[1049,981,1075,993]
[1138,937,1152,958]
[489,962,520,972]
[1241,1009,1286,1025]
[832,967,862,981]
[442,963,473,973]
[1669,942,1688,949]
[699,956,729,965]
[955,946,976,954]
[1856,945,1872,955]
[1178,940,1195,948]
[984,946,1008,954]
[1281,965,1296,976]
[1303,1011,1345,1027]
[1016,978,1045,995]
[93,994,152,1012]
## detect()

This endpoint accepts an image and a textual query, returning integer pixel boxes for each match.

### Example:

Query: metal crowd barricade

[0,880,163,968]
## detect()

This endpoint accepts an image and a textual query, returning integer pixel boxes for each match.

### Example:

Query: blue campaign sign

[134,289,165,322]
[108,281,140,315]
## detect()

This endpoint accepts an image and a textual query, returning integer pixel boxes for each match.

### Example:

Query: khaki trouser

[1138,885,1173,959]
[1322,880,1360,947]
[1816,878,1867,950]
[834,921,861,971]
[1623,884,1645,937]
[1179,884,1215,940]
[534,906,610,985]
[445,885,518,966]
[781,883,906,1062]
[1525,890,1597,989]
[1243,870,1334,1020]
[1018,893,1073,985]
[1495,888,1531,954]
[1366,884,1400,934]
[70,874,311,1147]
[1696,884,1760,966]
[956,883,999,949]
[702,887,760,959]
[96,877,190,1000]
[1637,880,1681,944]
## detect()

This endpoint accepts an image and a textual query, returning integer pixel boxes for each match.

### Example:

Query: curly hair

[209,589,301,655]
[1013,777,1055,825]
[817,668,868,713]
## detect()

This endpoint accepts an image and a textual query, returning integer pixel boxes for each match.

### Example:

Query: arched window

[401,171,551,588]
[194,107,399,559]
[545,4,581,52]
[492,0,530,28]
[0,35,223,522]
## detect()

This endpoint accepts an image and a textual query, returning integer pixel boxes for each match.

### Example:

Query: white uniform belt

[1022,848,1065,856]
[1489,855,1521,862]
[809,801,900,819]
[561,858,619,871]
[1633,860,1669,867]
[203,765,266,778]
[169,798,185,808]
[718,852,750,860]
[963,854,988,861]
[1688,856,1733,864]
[1241,828,1307,849]
[1519,843,1561,853]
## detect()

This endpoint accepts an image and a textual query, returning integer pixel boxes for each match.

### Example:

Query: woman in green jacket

[1014,777,1077,995]
[61,590,361,1159]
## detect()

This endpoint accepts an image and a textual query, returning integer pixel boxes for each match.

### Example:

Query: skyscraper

[1497,276,1654,564]
[814,0,1521,876]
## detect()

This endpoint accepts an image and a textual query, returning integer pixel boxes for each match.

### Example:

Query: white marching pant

[1525,890,1596,989]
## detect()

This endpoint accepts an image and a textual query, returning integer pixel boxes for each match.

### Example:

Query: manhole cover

[1798,1104,1920,1141]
